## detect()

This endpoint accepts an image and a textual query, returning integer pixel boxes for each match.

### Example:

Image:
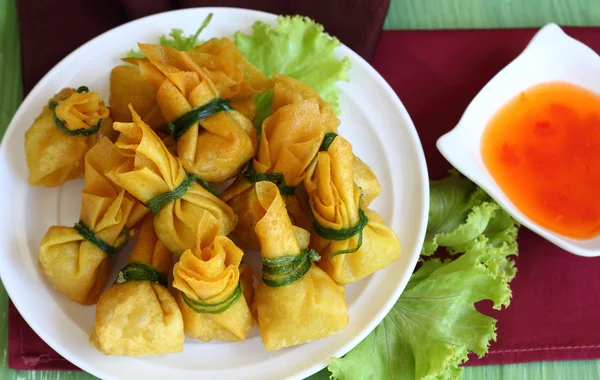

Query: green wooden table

[2,0,600,378]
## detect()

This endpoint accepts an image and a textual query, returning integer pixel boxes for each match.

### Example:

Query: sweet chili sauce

[482,81,600,239]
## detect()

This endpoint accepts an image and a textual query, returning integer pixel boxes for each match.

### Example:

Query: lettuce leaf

[323,173,519,380]
[125,13,212,58]
[423,170,515,255]
[234,16,351,128]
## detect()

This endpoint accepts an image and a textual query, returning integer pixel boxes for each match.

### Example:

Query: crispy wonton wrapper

[109,65,165,129]
[271,75,381,205]
[220,77,326,249]
[225,186,311,250]
[109,106,236,255]
[253,182,348,350]
[127,44,257,183]
[91,215,184,356]
[25,88,114,187]
[38,138,148,305]
[271,74,339,133]
[173,213,254,342]
[304,136,401,284]
[187,37,271,120]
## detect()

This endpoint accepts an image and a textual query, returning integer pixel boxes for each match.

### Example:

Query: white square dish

[437,23,600,257]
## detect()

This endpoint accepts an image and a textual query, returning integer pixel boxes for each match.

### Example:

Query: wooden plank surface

[384,0,600,29]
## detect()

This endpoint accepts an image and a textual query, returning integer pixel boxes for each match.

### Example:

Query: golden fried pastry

[91,215,184,356]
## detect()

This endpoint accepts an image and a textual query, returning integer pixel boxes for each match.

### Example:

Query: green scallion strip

[313,208,368,241]
[328,228,365,258]
[166,98,233,140]
[313,208,369,258]
[77,86,89,93]
[262,253,306,275]
[181,282,242,314]
[114,262,168,287]
[319,132,338,151]
[186,13,213,50]
[48,100,58,110]
[73,220,129,256]
[243,162,295,196]
[261,248,320,287]
[197,177,218,197]
[146,173,197,215]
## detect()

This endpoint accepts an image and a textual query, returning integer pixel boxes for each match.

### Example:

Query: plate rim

[0,6,429,379]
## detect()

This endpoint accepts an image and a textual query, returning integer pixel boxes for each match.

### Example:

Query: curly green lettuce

[319,172,519,380]
[234,16,351,129]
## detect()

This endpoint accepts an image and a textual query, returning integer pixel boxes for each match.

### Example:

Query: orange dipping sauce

[482,81,600,239]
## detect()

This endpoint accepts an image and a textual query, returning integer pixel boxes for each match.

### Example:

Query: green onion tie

[181,282,242,314]
[114,262,168,287]
[146,173,218,214]
[261,248,320,287]
[146,173,197,215]
[166,98,233,140]
[313,208,369,258]
[243,162,296,196]
[197,177,219,197]
[73,220,129,256]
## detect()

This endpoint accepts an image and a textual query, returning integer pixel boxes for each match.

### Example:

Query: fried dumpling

[220,87,325,249]
[304,135,400,284]
[128,44,257,183]
[173,213,254,342]
[253,181,348,350]
[110,106,236,255]
[271,74,339,133]
[38,138,148,304]
[187,37,271,100]
[271,74,381,205]
[25,88,114,187]
[109,65,165,129]
[91,215,184,356]
[224,185,311,250]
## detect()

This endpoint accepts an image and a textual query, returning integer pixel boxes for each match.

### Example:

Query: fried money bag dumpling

[271,75,381,205]
[109,106,236,255]
[173,213,254,342]
[253,181,349,350]
[38,138,148,304]
[304,136,401,284]
[26,87,114,187]
[128,44,257,183]
[220,79,325,249]
[91,215,184,356]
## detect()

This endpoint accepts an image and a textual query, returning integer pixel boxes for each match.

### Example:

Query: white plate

[0,7,429,380]
[437,24,600,257]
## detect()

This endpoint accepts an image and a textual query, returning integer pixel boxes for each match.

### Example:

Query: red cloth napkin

[10,1,600,371]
